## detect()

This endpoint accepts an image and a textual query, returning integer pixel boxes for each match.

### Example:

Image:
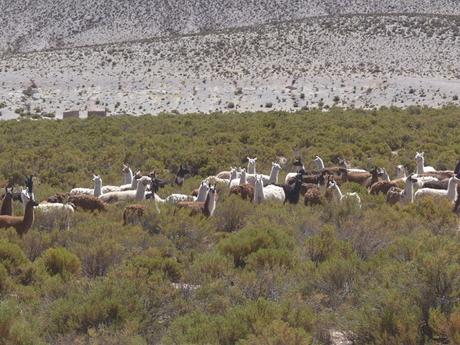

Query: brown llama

[68,194,107,212]
[422,179,449,190]
[48,193,107,212]
[0,186,14,216]
[229,184,255,201]
[369,180,401,195]
[341,167,382,187]
[0,178,37,237]
[304,188,322,206]
[123,204,147,225]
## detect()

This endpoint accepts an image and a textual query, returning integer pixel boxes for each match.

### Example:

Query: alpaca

[215,166,242,180]
[155,193,197,204]
[415,152,436,174]
[285,159,306,184]
[230,168,247,188]
[328,179,361,208]
[381,168,390,182]
[174,165,190,186]
[99,176,151,203]
[369,180,399,195]
[0,179,38,237]
[314,156,325,170]
[337,157,368,173]
[122,164,134,185]
[253,175,285,204]
[195,181,210,202]
[247,157,257,174]
[304,187,322,206]
[175,185,218,217]
[414,176,460,203]
[70,175,103,197]
[394,164,440,188]
[247,162,282,186]
[281,174,304,204]
[118,171,142,191]
[229,184,255,201]
[35,202,74,230]
[1,186,13,216]
[68,194,107,212]
[205,167,235,186]
[123,204,148,225]
[455,159,460,175]
[422,179,449,190]
[341,167,381,187]
[386,175,418,205]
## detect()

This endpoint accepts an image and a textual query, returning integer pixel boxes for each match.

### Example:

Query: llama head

[5,186,13,196]
[138,176,152,187]
[122,164,131,173]
[247,157,257,166]
[327,179,337,189]
[370,166,383,177]
[271,162,282,172]
[230,168,238,180]
[396,165,406,178]
[293,158,303,167]
[415,152,425,162]
[24,175,33,195]
[20,189,38,207]
[176,165,190,177]
[134,171,142,179]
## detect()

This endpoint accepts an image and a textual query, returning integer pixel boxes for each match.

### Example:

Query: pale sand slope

[0,15,459,119]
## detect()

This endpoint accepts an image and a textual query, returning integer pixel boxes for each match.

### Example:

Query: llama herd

[0,151,460,236]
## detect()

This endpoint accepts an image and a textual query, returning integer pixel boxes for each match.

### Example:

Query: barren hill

[0,1,459,119]
[2,0,460,53]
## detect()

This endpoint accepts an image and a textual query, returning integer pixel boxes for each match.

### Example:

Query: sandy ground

[0,14,459,119]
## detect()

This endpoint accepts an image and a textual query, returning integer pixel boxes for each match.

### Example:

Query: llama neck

[253,182,264,204]
[135,183,147,200]
[315,158,325,170]
[396,167,407,179]
[131,177,139,189]
[94,180,102,197]
[124,169,133,185]
[20,202,35,236]
[447,178,457,202]
[204,192,217,217]
[239,172,247,185]
[248,163,256,175]
[416,159,425,174]
[269,168,280,184]
[197,186,209,202]
[403,180,415,203]
[332,185,343,201]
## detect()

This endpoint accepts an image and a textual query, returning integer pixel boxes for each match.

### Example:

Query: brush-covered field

[1,107,460,344]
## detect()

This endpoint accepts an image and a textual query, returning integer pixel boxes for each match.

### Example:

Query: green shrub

[218,227,293,268]
[40,247,81,278]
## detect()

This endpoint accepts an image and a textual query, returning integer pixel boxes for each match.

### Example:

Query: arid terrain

[0,2,459,118]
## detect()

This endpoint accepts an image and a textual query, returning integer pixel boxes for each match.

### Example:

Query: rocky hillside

[1,0,460,54]
[0,2,459,118]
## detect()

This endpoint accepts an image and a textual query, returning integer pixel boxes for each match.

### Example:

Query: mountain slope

[1,0,460,53]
